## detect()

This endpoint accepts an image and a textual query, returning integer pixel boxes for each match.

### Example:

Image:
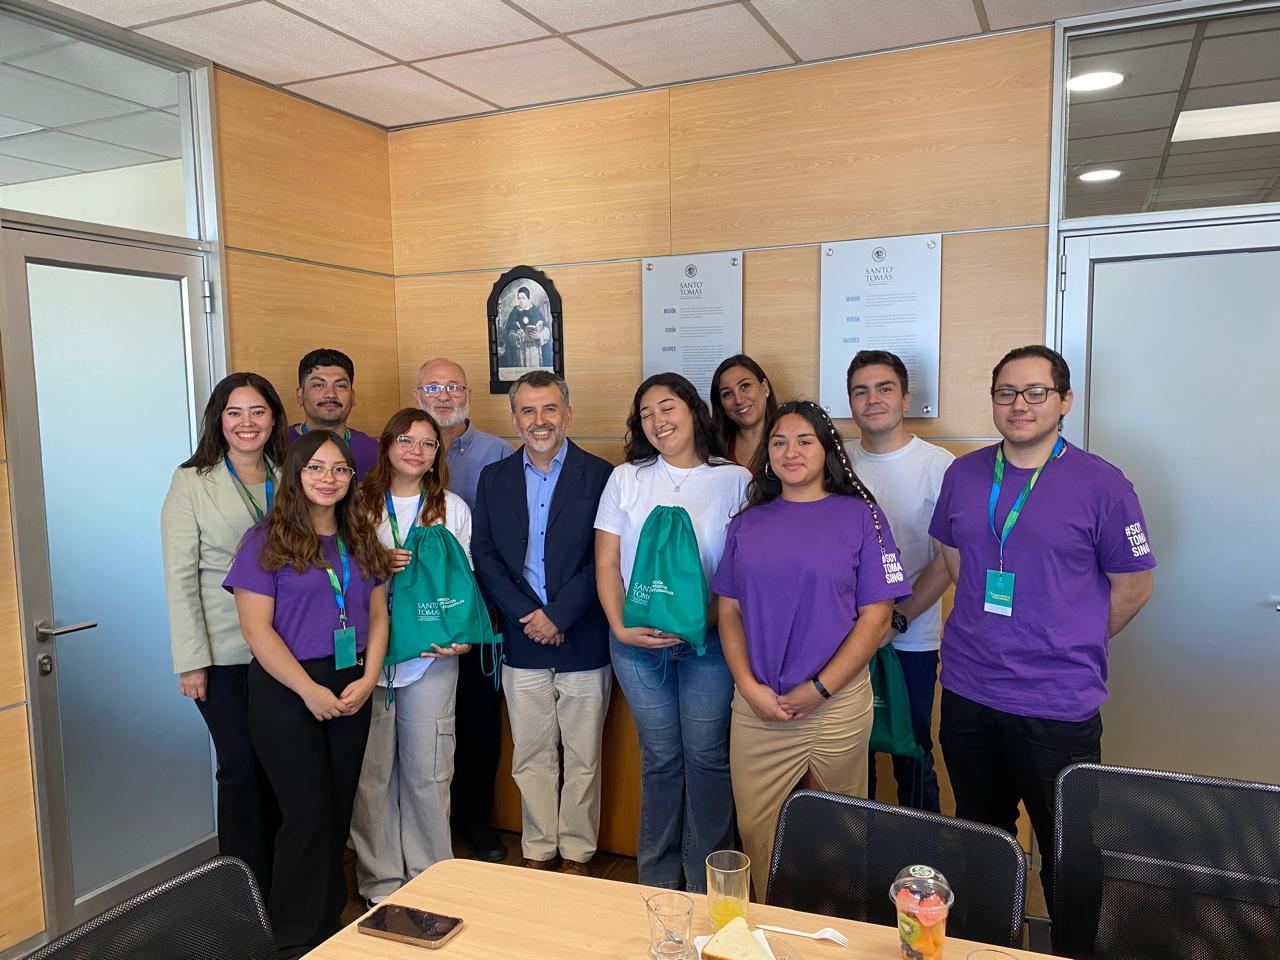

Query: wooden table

[307,859,1054,959]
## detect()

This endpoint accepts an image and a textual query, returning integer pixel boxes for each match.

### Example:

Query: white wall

[0,159,188,236]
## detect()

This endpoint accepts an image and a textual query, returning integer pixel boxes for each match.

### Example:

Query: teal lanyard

[988,436,1064,571]
[323,537,351,627]
[224,456,273,520]
[300,423,351,444]
[384,491,426,549]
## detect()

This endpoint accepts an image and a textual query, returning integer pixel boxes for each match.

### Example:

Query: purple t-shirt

[222,524,382,662]
[286,424,379,478]
[711,495,910,694]
[929,442,1156,722]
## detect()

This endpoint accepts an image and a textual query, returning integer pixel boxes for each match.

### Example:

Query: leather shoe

[560,858,591,877]
[468,826,507,863]
[521,856,559,870]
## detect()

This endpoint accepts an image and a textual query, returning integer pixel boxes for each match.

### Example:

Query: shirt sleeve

[928,460,959,547]
[1097,486,1157,573]
[593,467,625,535]
[221,525,277,598]
[450,495,474,570]
[709,514,742,599]
[855,504,912,607]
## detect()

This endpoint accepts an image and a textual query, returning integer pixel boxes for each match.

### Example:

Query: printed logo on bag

[650,579,675,597]
[629,582,651,605]
[1124,521,1151,558]
[416,601,441,623]
[437,596,465,610]
[881,551,905,585]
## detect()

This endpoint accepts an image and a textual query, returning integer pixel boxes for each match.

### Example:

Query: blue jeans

[868,649,941,812]
[610,633,734,891]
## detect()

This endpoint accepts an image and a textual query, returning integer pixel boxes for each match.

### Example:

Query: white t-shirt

[846,435,954,652]
[594,458,750,589]
[377,489,472,688]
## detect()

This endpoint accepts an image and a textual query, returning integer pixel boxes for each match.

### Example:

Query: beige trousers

[729,673,873,898]
[501,664,612,862]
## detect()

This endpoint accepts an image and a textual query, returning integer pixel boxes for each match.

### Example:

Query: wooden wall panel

[669,29,1052,253]
[742,246,821,402]
[215,71,392,274]
[389,91,671,275]
[0,470,24,710]
[0,707,44,950]
[226,252,400,436]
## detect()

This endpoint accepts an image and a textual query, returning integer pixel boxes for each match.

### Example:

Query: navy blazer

[471,439,612,671]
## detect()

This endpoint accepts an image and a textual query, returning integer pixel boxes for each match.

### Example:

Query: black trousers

[248,658,371,957]
[939,688,1102,913]
[194,664,278,898]
[449,645,503,836]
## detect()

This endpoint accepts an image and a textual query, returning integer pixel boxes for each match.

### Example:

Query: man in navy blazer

[471,371,613,875]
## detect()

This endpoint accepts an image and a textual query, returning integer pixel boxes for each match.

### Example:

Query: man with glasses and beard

[470,371,612,875]
[414,357,513,862]
[928,344,1155,911]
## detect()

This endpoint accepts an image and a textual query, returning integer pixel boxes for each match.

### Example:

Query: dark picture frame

[487,265,564,394]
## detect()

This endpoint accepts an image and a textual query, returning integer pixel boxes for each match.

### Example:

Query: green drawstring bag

[387,524,500,668]
[868,645,922,757]
[623,505,709,655]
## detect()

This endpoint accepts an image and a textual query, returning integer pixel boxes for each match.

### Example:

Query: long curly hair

[623,372,724,465]
[356,408,450,530]
[710,354,777,462]
[259,429,392,578]
[182,372,287,473]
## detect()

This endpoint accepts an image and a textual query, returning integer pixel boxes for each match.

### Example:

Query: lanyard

[988,436,1064,571]
[300,423,351,444]
[323,537,351,626]
[384,491,425,549]
[224,456,273,520]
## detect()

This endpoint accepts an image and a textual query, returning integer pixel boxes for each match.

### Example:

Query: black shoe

[468,826,507,862]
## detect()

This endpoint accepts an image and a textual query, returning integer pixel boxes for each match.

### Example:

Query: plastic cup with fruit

[889,865,955,960]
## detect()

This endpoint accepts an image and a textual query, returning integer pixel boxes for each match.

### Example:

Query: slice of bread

[702,917,769,960]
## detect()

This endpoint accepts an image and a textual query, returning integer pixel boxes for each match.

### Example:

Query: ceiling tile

[279,0,547,62]
[287,66,494,126]
[1069,41,1191,101]
[0,116,43,138]
[1164,144,1280,178]
[752,0,980,61]
[13,41,184,110]
[49,0,238,28]
[139,1,392,84]
[574,5,787,87]
[512,0,712,32]
[425,38,631,109]
[0,13,72,60]
[1070,23,1196,56]
[0,129,164,171]
[1204,10,1280,37]
[1067,92,1178,139]
[1184,78,1280,112]
[0,154,78,185]
[0,64,139,127]
[63,110,184,156]
[1067,128,1167,163]
[1190,30,1280,88]
[985,1,1164,30]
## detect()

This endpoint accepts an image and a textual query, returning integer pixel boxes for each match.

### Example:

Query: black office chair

[25,856,275,960]
[1052,762,1280,959]
[766,789,1027,947]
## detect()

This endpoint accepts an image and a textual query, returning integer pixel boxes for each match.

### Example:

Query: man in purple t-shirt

[285,347,379,476]
[929,345,1155,909]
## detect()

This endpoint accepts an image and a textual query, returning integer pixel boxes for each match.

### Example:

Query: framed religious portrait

[487,265,563,394]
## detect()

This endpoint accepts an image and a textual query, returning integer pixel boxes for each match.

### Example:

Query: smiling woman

[710,354,777,469]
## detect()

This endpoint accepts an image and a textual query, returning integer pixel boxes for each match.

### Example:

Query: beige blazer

[161,461,274,674]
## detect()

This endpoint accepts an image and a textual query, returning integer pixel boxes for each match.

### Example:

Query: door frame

[0,227,220,935]
[1057,219,1280,449]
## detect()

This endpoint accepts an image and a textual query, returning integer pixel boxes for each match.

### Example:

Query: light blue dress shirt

[522,441,568,604]
[445,421,513,510]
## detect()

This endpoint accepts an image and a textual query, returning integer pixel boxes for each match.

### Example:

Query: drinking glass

[645,891,694,960]
[705,850,751,929]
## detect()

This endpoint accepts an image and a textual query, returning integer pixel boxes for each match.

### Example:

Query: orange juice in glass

[705,851,750,929]
[890,865,954,960]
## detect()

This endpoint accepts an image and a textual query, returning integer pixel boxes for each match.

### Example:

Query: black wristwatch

[892,610,909,634]
[811,676,832,700]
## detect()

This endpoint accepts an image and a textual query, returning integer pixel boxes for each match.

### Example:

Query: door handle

[35,620,97,642]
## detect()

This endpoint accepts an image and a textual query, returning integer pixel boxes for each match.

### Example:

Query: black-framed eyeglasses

[418,383,466,395]
[991,386,1060,405]
[395,435,440,452]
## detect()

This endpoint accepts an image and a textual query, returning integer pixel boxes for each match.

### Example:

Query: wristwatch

[891,610,909,634]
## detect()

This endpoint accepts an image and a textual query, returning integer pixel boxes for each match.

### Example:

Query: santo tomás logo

[629,582,652,605]
[872,246,887,263]
[684,263,698,278]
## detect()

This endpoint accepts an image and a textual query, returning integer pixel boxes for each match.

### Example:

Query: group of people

[161,341,1155,957]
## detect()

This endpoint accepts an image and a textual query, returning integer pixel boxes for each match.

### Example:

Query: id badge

[984,569,1015,617]
[334,625,358,669]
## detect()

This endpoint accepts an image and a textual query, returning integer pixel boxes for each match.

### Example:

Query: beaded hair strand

[798,400,886,553]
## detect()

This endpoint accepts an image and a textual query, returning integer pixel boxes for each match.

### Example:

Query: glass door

[0,228,218,932]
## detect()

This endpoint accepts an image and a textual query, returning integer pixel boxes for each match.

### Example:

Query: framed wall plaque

[487,265,563,395]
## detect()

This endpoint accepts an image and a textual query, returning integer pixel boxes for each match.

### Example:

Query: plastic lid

[889,864,955,908]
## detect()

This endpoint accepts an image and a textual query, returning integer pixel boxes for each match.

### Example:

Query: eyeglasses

[395,435,440,452]
[302,463,354,479]
[991,386,1060,405]
[418,383,466,395]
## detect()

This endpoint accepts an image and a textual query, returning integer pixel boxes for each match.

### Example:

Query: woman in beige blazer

[161,371,286,896]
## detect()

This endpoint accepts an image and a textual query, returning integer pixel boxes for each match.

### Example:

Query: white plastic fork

[756,923,850,947]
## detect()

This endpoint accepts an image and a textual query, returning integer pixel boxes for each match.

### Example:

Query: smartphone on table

[357,903,464,949]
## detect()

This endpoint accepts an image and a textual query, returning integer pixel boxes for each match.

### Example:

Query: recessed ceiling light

[1078,169,1122,182]
[1172,101,1280,141]
[1068,71,1124,92]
